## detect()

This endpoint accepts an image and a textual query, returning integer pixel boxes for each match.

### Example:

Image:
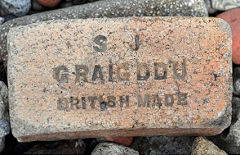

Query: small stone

[192,137,227,155]
[37,0,61,7]
[209,97,240,154]
[104,137,133,146]
[0,17,4,24]
[0,120,10,137]
[0,0,208,64]
[91,143,139,155]
[0,81,8,120]
[131,136,195,154]
[217,8,240,64]
[0,0,31,17]
[32,0,45,11]
[211,0,240,11]
[204,0,217,14]
[0,81,9,153]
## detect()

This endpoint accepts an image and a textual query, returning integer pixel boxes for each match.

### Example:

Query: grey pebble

[0,0,31,17]
[0,81,9,153]
[0,17,4,24]
[212,0,240,10]
[0,120,9,138]
[91,143,139,155]
[205,0,240,14]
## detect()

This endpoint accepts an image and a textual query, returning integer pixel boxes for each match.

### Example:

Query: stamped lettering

[53,59,187,83]
[57,92,188,111]
[8,17,232,141]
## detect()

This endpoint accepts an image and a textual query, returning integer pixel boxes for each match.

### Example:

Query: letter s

[93,35,107,52]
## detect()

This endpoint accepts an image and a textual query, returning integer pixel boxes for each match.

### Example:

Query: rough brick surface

[7,17,232,142]
[0,0,208,64]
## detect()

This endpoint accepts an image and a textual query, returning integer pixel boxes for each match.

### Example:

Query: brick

[7,17,232,142]
[104,137,133,146]
[0,0,208,64]
[37,0,61,8]
[217,8,240,64]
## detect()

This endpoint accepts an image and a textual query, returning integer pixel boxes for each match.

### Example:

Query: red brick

[217,8,240,64]
[37,0,61,7]
[7,17,232,142]
[104,137,133,146]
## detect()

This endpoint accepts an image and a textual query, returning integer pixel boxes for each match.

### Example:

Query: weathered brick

[7,17,232,142]
[0,0,208,64]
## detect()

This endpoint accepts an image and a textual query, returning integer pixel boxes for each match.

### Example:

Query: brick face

[8,17,232,142]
